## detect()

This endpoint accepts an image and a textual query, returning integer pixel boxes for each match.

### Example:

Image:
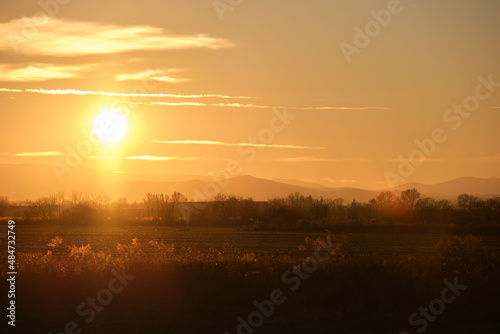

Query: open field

[11,224,500,257]
[2,224,500,333]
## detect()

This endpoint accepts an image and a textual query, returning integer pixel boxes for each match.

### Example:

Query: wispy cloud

[274,157,371,162]
[125,156,206,161]
[0,63,190,83]
[140,102,388,110]
[0,87,388,111]
[342,157,372,162]
[0,64,95,82]
[0,18,233,56]
[153,140,325,150]
[13,151,62,157]
[10,88,252,99]
[115,69,190,84]
[87,155,206,161]
[274,156,338,162]
[297,106,389,110]
[386,157,441,163]
[0,88,22,92]
[145,101,270,108]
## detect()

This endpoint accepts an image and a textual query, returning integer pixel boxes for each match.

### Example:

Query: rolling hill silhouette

[1,163,499,202]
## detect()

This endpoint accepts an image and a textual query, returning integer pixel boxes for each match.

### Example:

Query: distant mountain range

[1,163,499,202]
[394,177,500,199]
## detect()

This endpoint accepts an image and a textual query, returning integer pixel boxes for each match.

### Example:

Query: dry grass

[2,232,499,333]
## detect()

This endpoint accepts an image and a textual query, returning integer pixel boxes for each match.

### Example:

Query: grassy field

[11,224,500,257]
[2,224,500,333]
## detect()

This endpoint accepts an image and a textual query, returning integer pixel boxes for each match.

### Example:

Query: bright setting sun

[93,108,128,143]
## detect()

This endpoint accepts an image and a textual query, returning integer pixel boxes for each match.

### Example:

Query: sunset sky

[1,0,500,190]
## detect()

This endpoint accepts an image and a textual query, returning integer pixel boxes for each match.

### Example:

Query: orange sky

[1,0,500,190]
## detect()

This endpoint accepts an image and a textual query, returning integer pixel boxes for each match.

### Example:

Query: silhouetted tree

[347,200,359,219]
[143,192,187,224]
[92,192,111,213]
[400,189,421,210]
[0,196,9,217]
[328,198,346,219]
[170,191,187,222]
[144,193,169,222]
[30,196,57,221]
[374,191,397,220]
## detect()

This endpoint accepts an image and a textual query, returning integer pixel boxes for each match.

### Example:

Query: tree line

[1,189,499,227]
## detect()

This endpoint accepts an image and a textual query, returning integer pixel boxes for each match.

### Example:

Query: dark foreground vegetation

[1,232,499,333]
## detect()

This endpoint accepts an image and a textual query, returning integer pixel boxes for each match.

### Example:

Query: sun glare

[93,108,128,143]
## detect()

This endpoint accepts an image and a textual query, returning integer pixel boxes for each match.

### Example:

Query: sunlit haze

[1,0,500,193]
